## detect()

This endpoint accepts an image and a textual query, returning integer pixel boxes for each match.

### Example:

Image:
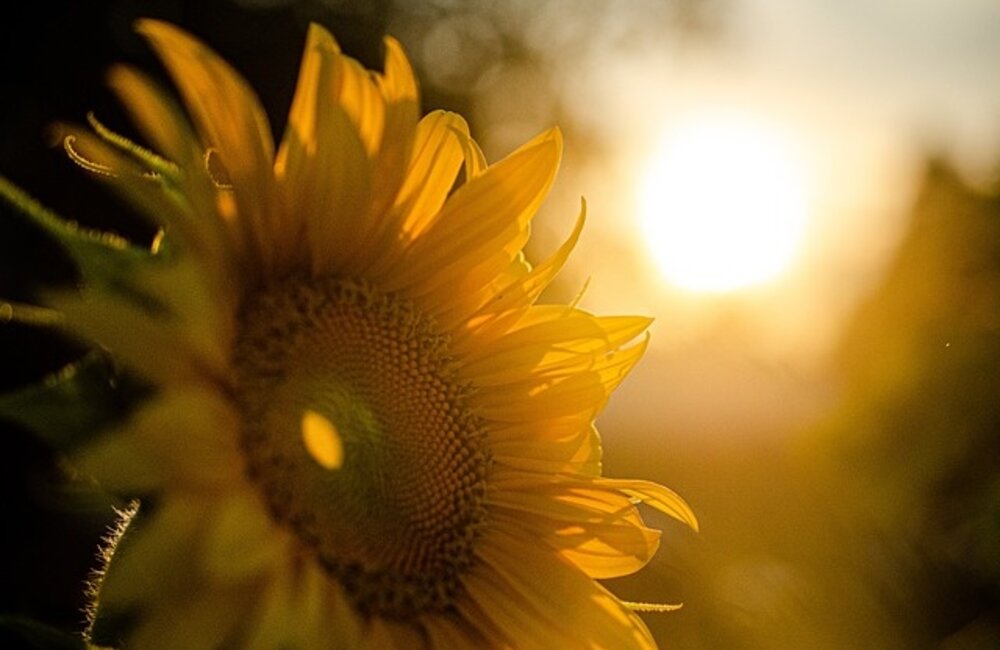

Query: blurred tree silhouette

[618,159,1000,650]
[815,158,1000,647]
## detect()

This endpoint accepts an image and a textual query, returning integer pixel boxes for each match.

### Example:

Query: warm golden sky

[384,0,1000,440]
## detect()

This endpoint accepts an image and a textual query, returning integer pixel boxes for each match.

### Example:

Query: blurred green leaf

[0,175,167,316]
[0,352,146,451]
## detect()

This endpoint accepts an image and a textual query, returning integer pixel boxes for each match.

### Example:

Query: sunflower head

[234,275,489,618]
[2,19,696,649]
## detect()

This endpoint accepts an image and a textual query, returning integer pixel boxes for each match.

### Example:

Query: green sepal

[0,352,148,452]
[84,500,141,650]
[85,112,179,181]
[0,176,169,316]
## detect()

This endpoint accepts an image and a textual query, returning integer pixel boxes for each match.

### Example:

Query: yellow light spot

[638,112,811,293]
[301,410,344,470]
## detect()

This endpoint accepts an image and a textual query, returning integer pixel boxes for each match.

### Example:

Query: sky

[400,0,1000,441]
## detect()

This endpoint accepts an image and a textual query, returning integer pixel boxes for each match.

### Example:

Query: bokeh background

[2,1,998,647]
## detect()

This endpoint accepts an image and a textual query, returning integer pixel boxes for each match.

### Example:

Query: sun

[638,113,811,293]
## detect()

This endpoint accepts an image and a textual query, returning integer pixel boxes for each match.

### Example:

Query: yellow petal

[276,24,368,272]
[336,51,385,158]
[461,312,651,384]
[450,202,586,333]
[453,123,488,181]
[487,476,644,518]
[473,339,645,425]
[413,217,528,323]
[595,478,700,532]
[381,128,562,299]
[137,19,277,273]
[363,110,469,279]
[270,46,319,267]
[201,489,286,582]
[276,25,375,276]
[491,510,661,579]
[491,422,602,476]
[366,36,419,222]
[462,529,657,650]
[75,387,243,493]
[488,475,662,582]
[422,613,490,650]
[365,618,427,650]
[244,563,362,650]
[302,101,373,276]
[397,111,470,236]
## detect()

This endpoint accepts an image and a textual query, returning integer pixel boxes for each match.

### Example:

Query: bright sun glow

[638,113,811,293]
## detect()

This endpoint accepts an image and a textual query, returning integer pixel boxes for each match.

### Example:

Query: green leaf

[0,175,168,316]
[0,352,147,451]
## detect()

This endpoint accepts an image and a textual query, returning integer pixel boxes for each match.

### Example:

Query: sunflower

[2,20,696,649]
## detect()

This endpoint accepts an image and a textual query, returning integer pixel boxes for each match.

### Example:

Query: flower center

[233,276,489,619]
